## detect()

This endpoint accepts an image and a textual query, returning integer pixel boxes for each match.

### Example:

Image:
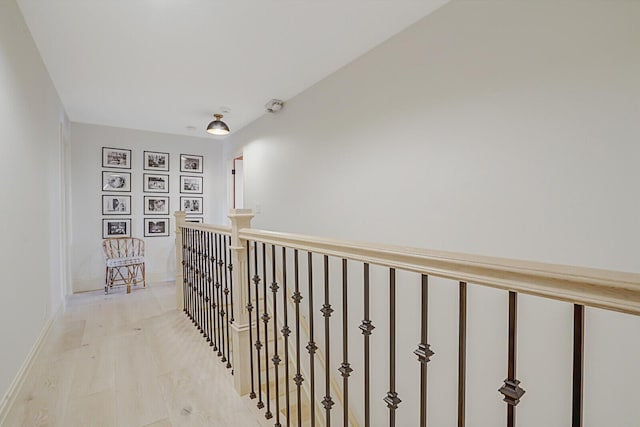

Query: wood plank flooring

[3,281,261,427]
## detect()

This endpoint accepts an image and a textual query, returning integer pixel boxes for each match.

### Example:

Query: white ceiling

[17,0,447,139]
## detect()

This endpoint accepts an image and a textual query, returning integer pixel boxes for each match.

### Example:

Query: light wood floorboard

[3,281,260,427]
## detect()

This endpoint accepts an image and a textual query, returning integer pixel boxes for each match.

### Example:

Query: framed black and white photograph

[180,197,203,214]
[144,218,170,237]
[144,196,170,215]
[143,173,169,193]
[102,171,131,192]
[180,154,203,173]
[102,147,131,169]
[102,195,131,215]
[180,175,203,194]
[102,218,131,238]
[143,151,170,171]
[185,217,204,223]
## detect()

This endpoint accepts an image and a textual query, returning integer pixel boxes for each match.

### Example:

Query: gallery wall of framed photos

[101,148,208,239]
[71,122,226,293]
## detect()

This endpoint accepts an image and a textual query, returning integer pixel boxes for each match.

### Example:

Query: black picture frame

[143,151,170,171]
[143,173,170,193]
[180,196,203,214]
[102,218,131,238]
[144,217,170,237]
[144,196,170,215]
[180,154,204,173]
[102,195,131,215]
[102,147,131,169]
[102,171,131,192]
[180,175,203,194]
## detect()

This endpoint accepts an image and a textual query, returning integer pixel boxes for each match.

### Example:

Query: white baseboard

[0,307,61,424]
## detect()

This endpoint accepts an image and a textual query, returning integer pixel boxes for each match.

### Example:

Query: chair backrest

[103,237,145,259]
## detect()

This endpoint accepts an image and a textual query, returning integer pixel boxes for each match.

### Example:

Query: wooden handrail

[239,228,640,316]
[181,222,231,235]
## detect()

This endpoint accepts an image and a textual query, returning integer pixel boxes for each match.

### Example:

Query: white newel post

[175,211,186,311]
[228,208,255,396]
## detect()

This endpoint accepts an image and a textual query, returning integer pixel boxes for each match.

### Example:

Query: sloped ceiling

[17,0,448,138]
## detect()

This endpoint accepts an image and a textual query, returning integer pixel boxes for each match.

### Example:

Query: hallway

[3,282,260,426]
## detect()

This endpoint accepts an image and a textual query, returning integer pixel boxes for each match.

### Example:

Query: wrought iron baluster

[184,228,190,318]
[210,232,219,352]
[200,231,206,340]
[204,231,210,339]
[415,275,435,427]
[262,243,273,419]
[196,230,206,336]
[359,263,374,427]
[322,255,334,426]
[210,233,217,347]
[307,252,316,427]
[196,229,202,332]
[201,230,206,335]
[458,282,467,427]
[181,228,188,315]
[271,245,282,427]
[253,241,264,409]
[498,291,525,427]
[339,259,352,427]
[189,228,195,323]
[217,234,226,359]
[189,229,196,325]
[246,239,256,400]
[224,234,232,368]
[188,228,194,322]
[210,233,221,356]
[282,247,291,427]
[206,232,216,347]
[572,304,584,427]
[204,231,212,344]
[384,268,401,427]
[293,249,304,427]
[228,235,235,323]
[211,233,222,356]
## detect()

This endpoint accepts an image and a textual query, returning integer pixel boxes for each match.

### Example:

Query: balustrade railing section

[180,225,234,371]
[175,211,640,427]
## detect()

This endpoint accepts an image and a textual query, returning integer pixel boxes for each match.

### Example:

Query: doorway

[232,155,244,209]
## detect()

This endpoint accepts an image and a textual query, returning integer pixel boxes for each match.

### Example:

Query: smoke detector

[265,99,284,113]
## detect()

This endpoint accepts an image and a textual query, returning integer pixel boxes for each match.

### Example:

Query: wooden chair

[102,237,146,294]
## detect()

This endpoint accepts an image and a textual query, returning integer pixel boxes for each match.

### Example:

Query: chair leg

[127,265,132,294]
[142,263,146,287]
[105,266,109,294]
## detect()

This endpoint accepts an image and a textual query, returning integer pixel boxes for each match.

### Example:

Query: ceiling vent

[265,99,284,113]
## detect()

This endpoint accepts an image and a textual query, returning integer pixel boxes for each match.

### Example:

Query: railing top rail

[179,222,232,235]
[239,228,640,316]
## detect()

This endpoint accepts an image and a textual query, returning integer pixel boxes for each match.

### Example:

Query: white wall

[226,1,640,426]
[0,0,68,412]
[70,123,226,292]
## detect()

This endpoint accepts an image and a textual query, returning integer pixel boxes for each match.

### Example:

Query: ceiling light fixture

[206,114,230,135]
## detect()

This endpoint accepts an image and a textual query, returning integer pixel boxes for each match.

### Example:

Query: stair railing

[175,210,640,427]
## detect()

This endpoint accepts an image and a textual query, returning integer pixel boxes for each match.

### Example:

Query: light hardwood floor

[3,281,261,427]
